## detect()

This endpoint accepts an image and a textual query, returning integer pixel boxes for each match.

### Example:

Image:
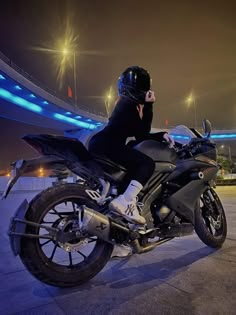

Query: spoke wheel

[195,188,227,248]
[20,183,113,287]
[38,210,98,267]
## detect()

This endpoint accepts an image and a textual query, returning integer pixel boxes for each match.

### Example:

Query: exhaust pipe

[81,206,173,254]
[131,237,173,254]
[81,206,131,243]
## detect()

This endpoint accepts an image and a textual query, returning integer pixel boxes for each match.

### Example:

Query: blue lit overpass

[0,52,106,131]
[0,51,236,142]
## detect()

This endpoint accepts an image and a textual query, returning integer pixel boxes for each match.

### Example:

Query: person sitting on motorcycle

[89,66,174,225]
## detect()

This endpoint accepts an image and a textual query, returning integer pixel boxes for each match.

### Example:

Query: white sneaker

[111,244,132,259]
[109,194,146,225]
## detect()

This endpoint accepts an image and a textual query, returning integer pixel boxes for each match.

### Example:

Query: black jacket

[90,97,165,147]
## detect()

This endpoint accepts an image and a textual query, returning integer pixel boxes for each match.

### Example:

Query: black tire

[20,183,113,287]
[195,188,227,248]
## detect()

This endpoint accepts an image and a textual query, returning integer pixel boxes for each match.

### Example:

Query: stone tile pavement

[0,187,235,315]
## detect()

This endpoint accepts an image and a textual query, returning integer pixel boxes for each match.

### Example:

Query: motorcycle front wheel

[195,188,227,248]
[20,183,113,287]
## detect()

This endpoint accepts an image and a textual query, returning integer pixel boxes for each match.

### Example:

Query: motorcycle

[3,119,227,287]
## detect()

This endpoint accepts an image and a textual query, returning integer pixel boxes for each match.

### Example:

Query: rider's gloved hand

[137,90,155,119]
[163,133,175,148]
[145,90,156,103]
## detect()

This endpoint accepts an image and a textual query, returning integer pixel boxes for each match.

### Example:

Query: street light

[185,91,197,129]
[104,86,113,117]
[38,167,44,177]
[62,48,77,108]
[62,48,68,55]
[220,145,232,162]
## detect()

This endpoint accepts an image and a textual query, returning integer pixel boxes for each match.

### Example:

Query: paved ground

[0,186,235,315]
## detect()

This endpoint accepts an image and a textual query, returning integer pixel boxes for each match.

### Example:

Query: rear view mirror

[202,119,212,137]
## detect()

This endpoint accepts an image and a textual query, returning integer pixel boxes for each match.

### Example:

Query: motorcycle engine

[151,201,173,225]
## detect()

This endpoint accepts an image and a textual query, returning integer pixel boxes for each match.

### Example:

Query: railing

[0,50,106,117]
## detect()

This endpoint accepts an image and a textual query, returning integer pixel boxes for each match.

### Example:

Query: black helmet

[118,66,151,103]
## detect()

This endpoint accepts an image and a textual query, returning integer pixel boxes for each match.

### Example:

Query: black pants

[89,135,155,186]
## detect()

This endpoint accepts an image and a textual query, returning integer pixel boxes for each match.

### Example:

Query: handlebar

[174,137,215,159]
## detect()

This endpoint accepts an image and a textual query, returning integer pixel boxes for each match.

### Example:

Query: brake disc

[57,218,88,252]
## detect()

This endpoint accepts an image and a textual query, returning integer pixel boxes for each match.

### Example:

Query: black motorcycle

[3,119,227,287]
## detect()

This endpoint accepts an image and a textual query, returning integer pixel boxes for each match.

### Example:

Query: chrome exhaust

[81,206,173,253]
[81,206,131,243]
[82,206,111,242]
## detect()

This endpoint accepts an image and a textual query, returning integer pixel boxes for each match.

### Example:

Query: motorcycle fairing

[165,158,217,182]
[165,166,218,224]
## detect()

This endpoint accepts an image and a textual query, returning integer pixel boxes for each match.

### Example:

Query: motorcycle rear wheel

[195,188,227,248]
[20,183,113,287]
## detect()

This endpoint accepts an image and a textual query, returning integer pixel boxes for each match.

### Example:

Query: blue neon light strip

[210,134,236,139]
[0,71,104,129]
[170,134,190,140]
[171,134,236,140]
[54,113,97,129]
[0,88,42,113]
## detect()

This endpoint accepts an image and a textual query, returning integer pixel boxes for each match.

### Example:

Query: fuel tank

[134,140,178,164]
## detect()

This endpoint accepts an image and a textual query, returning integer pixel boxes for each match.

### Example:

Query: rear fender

[2,156,65,199]
[8,199,58,256]
[8,199,29,256]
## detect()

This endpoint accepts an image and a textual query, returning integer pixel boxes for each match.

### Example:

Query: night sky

[0,0,236,170]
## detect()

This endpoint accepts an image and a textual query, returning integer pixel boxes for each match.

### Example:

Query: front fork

[201,188,222,230]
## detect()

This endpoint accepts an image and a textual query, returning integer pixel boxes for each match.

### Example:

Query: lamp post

[185,91,197,129]
[220,145,232,162]
[62,48,77,108]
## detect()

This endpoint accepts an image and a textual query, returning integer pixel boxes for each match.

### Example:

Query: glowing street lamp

[105,86,114,117]
[38,167,44,177]
[62,47,78,108]
[62,48,69,55]
[185,91,197,129]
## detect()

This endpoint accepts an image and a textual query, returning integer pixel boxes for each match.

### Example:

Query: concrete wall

[0,176,74,192]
